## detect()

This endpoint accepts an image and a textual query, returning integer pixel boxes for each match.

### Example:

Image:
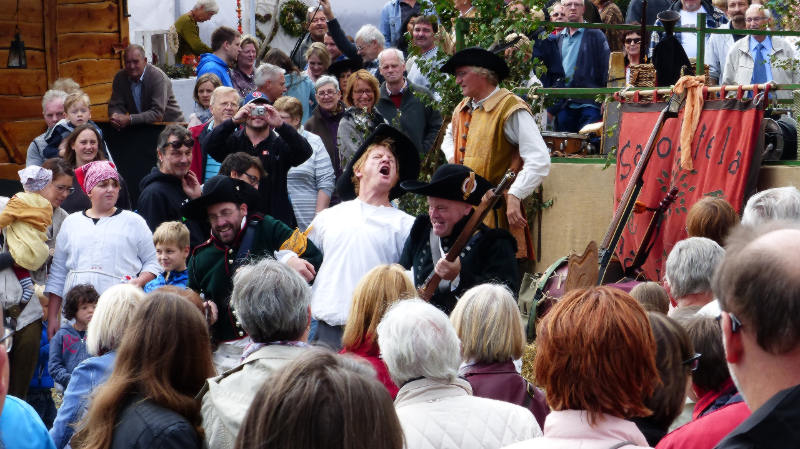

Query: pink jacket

[503,410,651,449]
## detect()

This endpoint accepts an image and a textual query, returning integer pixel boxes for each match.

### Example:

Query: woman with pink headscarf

[45,161,159,339]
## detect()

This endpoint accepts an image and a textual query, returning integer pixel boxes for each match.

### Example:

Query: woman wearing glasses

[337,70,386,170]
[622,26,644,84]
[59,124,131,213]
[304,75,347,179]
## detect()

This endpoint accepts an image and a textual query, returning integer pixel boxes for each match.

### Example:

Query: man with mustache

[183,175,322,372]
[707,0,750,85]
[137,125,206,248]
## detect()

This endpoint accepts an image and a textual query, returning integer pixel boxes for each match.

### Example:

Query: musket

[597,91,685,284]
[289,3,322,64]
[418,170,516,301]
[624,186,679,279]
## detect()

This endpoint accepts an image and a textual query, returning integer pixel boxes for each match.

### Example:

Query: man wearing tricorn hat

[182,175,322,371]
[307,124,420,349]
[399,164,520,314]
[440,47,550,258]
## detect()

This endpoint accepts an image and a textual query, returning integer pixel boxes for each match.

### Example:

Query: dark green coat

[399,213,520,314]
[188,214,322,342]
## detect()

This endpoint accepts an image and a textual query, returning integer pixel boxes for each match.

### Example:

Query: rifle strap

[428,229,483,293]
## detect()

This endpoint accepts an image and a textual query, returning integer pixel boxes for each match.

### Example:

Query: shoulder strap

[607,442,634,449]
[234,220,259,268]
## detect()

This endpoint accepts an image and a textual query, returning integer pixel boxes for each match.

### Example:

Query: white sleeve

[503,109,551,200]
[45,220,70,297]
[441,121,455,162]
[134,216,161,276]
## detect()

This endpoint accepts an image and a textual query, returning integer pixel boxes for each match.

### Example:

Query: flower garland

[279,0,307,38]
[236,0,242,33]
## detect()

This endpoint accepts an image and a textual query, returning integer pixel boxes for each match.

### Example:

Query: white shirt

[680,9,699,58]
[441,88,551,200]
[308,199,414,325]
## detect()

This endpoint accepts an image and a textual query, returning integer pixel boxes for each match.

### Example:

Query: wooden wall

[0,0,128,179]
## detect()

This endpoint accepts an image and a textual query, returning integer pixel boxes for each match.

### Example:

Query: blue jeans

[556,104,602,134]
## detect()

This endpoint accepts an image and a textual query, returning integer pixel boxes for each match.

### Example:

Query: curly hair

[63,284,100,321]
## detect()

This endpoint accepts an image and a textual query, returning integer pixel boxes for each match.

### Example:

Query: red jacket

[340,340,399,398]
[656,401,751,449]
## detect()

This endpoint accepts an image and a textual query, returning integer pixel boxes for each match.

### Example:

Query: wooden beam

[0,69,48,96]
[90,104,108,121]
[0,21,45,48]
[57,1,119,33]
[0,120,46,151]
[0,0,44,22]
[0,96,42,121]
[59,59,120,86]
[82,82,113,105]
[44,0,58,87]
[58,32,119,62]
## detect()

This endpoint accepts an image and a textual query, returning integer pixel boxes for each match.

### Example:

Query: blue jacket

[552,28,609,110]
[143,268,189,293]
[29,324,54,390]
[48,323,89,389]
[196,53,233,87]
[380,0,403,49]
[0,396,56,449]
[50,352,116,449]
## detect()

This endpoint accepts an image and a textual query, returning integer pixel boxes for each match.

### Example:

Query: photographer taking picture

[203,93,312,228]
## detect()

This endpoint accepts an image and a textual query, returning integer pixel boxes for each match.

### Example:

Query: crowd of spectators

[2,0,800,448]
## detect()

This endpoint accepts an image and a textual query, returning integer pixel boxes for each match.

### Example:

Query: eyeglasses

[54,184,76,194]
[353,89,373,97]
[163,139,194,150]
[241,172,260,186]
[1,326,14,352]
[716,312,743,333]
[682,353,702,371]
[317,89,339,98]
[625,38,642,45]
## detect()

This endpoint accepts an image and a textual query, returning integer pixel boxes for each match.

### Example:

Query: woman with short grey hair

[377,299,542,448]
[200,258,313,449]
[304,75,347,177]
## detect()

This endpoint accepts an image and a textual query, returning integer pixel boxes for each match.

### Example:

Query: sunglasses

[242,172,260,186]
[682,352,702,371]
[625,38,642,45]
[163,139,194,150]
[716,312,743,333]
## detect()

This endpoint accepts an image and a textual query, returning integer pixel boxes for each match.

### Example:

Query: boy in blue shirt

[144,221,191,293]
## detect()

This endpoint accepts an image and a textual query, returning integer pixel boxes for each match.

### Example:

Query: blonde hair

[304,41,331,68]
[342,264,415,350]
[86,284,146,355]
[51,77,81,94]
[210,85,240,106]
[64,91,90,112]
[153,221,190,249]
[350,139,396,196]
[273,96,303,121]
[240,34,260,51]
[450,283,525,362]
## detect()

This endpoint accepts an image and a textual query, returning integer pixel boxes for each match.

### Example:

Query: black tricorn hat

[401,164,493,206]
[335,124,421,202]
[440,47,510,81]
[181,175,263,221]
[327,57,363,78]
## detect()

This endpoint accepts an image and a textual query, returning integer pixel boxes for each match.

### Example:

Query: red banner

[614,99,764,280]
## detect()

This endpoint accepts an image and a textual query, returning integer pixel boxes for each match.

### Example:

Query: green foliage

[158,64,194,79]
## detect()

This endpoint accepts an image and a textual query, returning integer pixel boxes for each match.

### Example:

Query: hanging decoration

[279,0,308,38]
[237,0,243,33]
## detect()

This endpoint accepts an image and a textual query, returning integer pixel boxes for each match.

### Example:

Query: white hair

[742,186,800,226]
[86,284,146,355]
[746,3,772,19]
[377,299,462,385]
[254,63,286,87]
[355,24,385,47]
[42,89,67,112]
[665,237,725,299]
[315,74,340,92]
[194,0,219,14]
[231,258,311,343]
[378,48,405,66]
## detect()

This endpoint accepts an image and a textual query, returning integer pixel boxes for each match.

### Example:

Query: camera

[252,106,266,116]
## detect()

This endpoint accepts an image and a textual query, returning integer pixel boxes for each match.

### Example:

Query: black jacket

[399,213,520,314]
[109,396,201,449]
[375,81,442,156]
[204,119,312,228]
[715,384,800,449]
[137,167,207,249]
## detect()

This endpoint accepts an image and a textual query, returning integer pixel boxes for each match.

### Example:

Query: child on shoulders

[43,91,111,161]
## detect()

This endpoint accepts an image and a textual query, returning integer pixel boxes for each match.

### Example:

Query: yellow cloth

[280,227,312,257]
[0,192,53,270]
[673,76,706,171]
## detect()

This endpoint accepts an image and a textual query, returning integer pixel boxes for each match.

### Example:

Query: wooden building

[0,0,129,180]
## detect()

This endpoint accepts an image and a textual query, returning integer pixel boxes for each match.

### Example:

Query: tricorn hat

[181,175,263,221]
[335,124,421,202]
[440,47,510,81]
[401,164,493,206]
[327,58,363,79]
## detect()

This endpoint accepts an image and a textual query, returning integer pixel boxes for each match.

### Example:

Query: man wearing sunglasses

[713,223,800,448]
[137,125,207,248]
[0,308,56,448]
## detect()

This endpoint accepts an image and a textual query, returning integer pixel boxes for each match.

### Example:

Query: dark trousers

[8,319,42,399]
[309,319,344,351]
[26,388,57,429]
[556,104,602,134]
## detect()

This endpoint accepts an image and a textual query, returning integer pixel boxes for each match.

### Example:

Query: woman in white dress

[45,160,159,339]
